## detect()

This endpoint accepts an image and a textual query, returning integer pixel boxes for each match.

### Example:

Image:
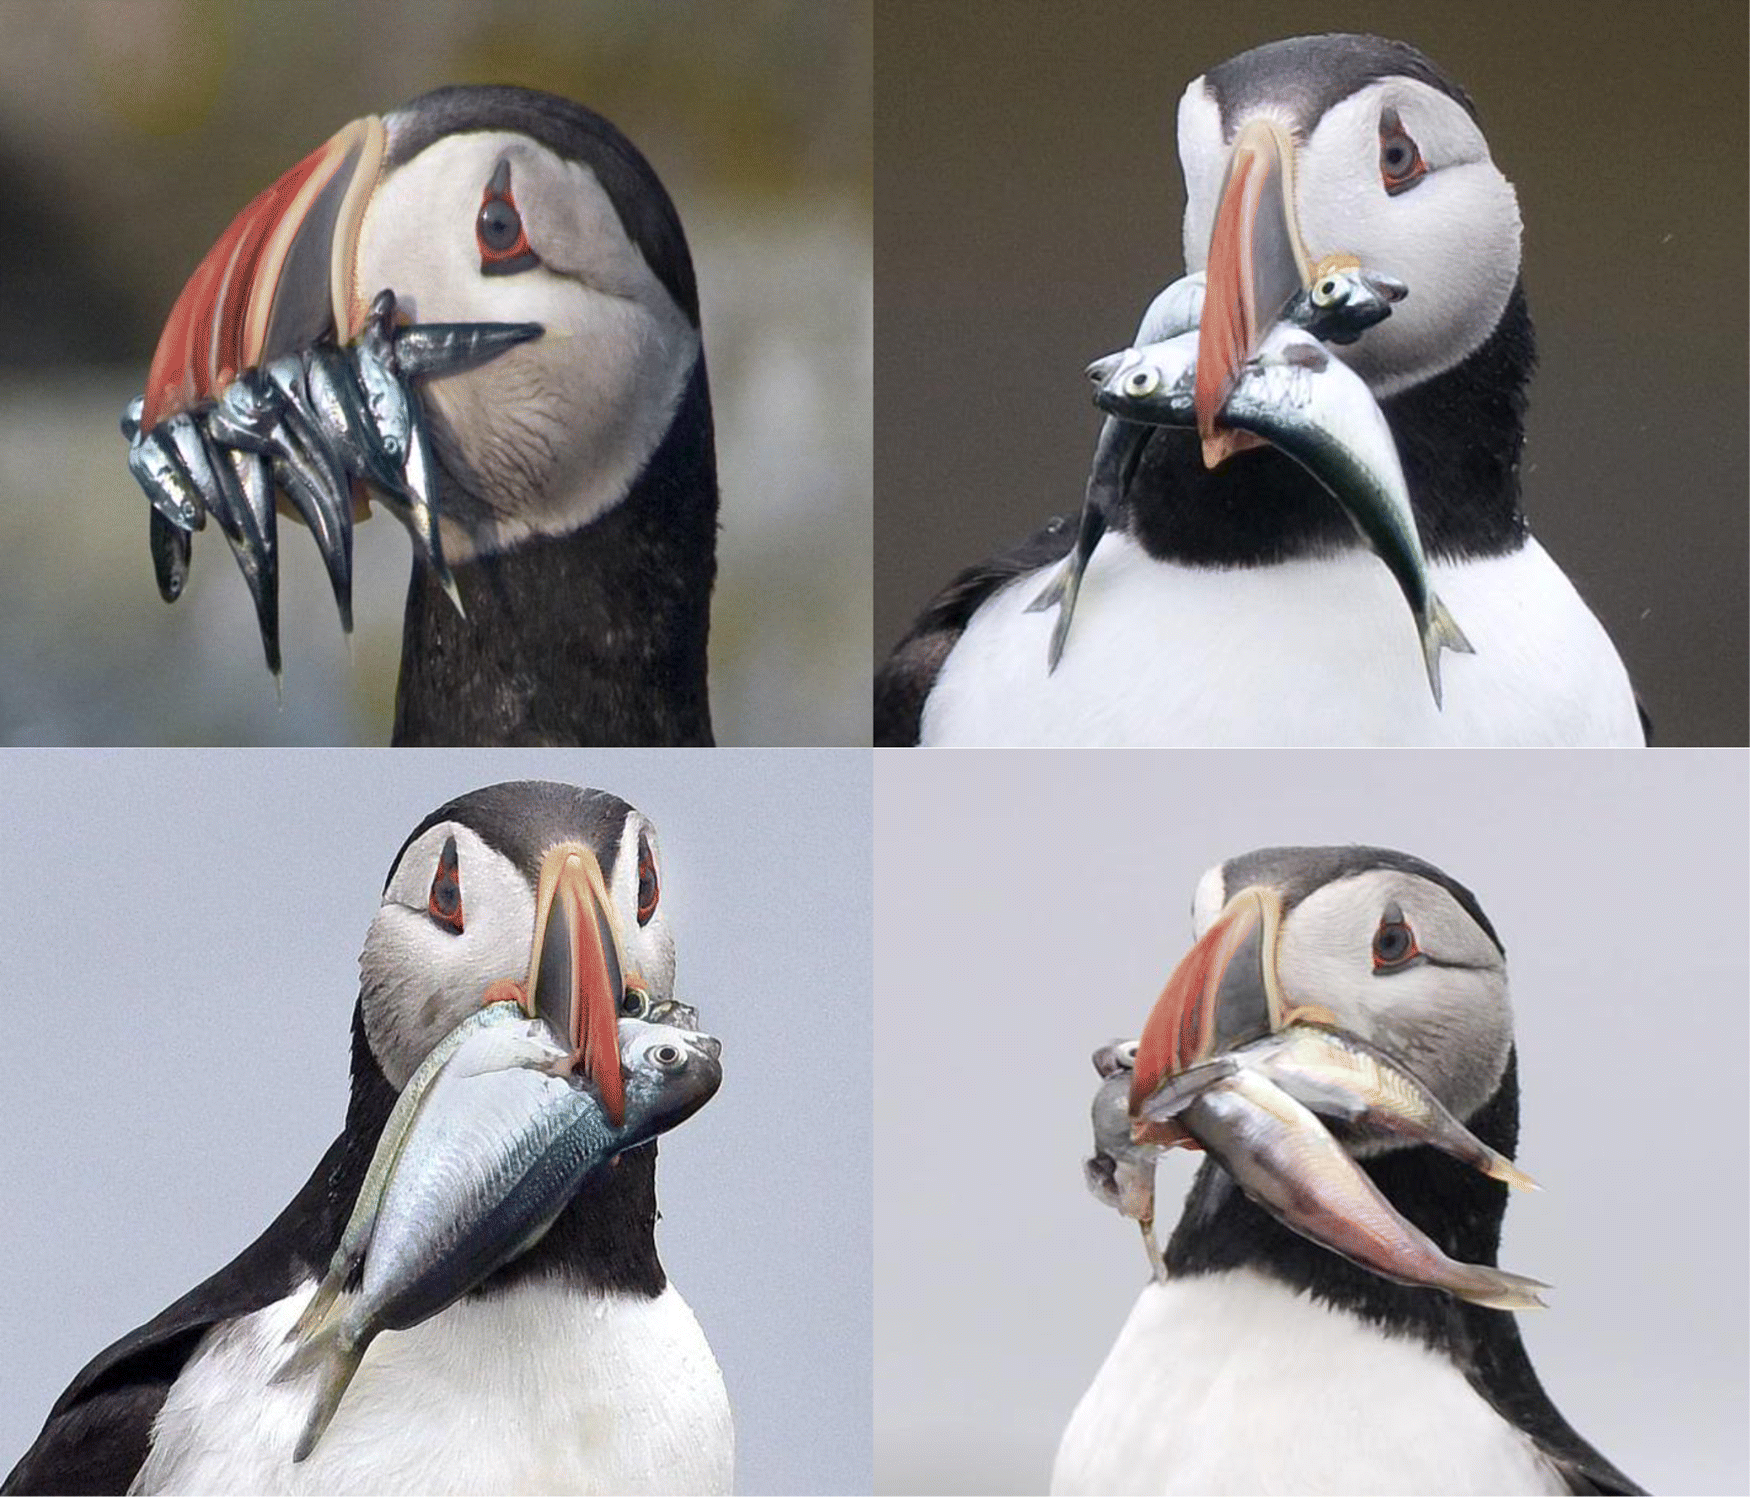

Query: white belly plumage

[922,533,1643,746]
[130,1280,732,1496]
[1051,1269,1565,1496]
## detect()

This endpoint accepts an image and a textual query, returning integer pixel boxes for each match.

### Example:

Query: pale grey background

[874,749,1749,1494]
[0,748,873,1494]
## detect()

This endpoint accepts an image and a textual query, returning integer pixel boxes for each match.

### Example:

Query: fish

[1132,1022,1535,1192]
[1032,259,1416,677]
[1084,1040,1167,1282]
[1181,1067,1547,1311]
[1092,318,1472,705]
[278,1014,722,1461]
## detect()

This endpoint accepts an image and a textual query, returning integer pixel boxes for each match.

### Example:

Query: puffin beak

[1193,118,1313,469]
[1129,886,1291,1119]
[524,844,629,1125]
[141,117,385,433]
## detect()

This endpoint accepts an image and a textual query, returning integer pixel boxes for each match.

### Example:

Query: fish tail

[1023,559,1084,673]
[1024,567,1066,615]
[284,1276,342,1343]
[1419,592,1475,707]
[275,1318,371,1463]
[1482,1152,1541,1193]
[1450,1263,1549,1313]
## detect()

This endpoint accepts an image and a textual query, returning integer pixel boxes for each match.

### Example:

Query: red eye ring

[636,835,659,926]
[1379,110,1427,195]
[428,835,465,933]
[1371,914,1420,971]
[476,160,539,275]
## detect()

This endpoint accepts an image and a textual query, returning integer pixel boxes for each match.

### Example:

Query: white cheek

[353,130,700,560]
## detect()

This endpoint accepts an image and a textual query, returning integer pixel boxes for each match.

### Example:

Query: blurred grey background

[0,0,871,745]
[874,749,1749,1493]
[874,3,1748,745]
[0,748,873,1494]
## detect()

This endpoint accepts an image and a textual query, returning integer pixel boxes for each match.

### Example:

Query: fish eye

[1371,903,1421,971]
[1379,109,1428,196]
[426,835,464,934]
[620,986,651,1018]
[652,1043,683,1067]
[1123,368,1159,398]
[1311,276,1343,308]
[1115,1040,1139,1068]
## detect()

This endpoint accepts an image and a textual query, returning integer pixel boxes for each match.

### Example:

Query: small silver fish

[278,1014,721,1461]
[1182,1067,1546,1311]
[1085,1040,1166,1282]
[1034,262,1411,676]
[1134,1022,1535,1192]
[1092,321,1472,705]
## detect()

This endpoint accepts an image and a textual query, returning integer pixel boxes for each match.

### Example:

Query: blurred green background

[874,1,1747,746]
[0,0,870,744]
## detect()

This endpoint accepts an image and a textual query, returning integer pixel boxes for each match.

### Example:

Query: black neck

[339,1001,665,1298]
[392,360,718,746]
[1110,283,1534,568]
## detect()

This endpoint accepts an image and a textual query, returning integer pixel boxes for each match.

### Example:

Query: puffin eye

[636,832,660,927]
[620,985,652,1019]
[427,835,464,934]
[1124,367,1160,398]
[477,161,541,276]
[1371,903,1421,971]
[1379,110,1428,196]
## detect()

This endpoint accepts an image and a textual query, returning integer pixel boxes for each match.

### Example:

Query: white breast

[922,533,1642,746]
[1051,1269,1565,1496]
[131,1280,732,1496]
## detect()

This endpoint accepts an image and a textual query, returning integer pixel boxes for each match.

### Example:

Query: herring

[277,1014,721,1461]
[1181,1067,1547,1312]
[1134,1022,1536,1192]
[1031,260,1415,677]
[1085,1040,1166,1282]
[1092,317,1472,706]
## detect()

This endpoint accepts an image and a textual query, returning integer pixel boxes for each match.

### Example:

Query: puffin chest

[1051,1270,1564,1496]
[132,1280,732,1496]
[922,532,1640,746]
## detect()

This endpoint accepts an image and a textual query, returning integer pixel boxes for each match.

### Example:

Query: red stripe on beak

[1192,119,1311,470]
[1129,886,1287,1115]
[140,116,384,430]
[527,845,628,1126]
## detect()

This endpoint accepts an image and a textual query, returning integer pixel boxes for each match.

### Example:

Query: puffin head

[133,84,705,660]
[1177,35,1522,408]
[1132,844,1511,1134]
[358,781,677,1123]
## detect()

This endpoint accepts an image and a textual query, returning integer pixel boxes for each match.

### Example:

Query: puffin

[875,35,1646,747]
[1052,845,1642,1496]
[3,781,732,1495]
[132,86,717,746]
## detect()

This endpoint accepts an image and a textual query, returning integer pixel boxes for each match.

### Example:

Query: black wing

[3,1135,344,1495]
[1454,1302,1645,1495]
[874,517,1076,745]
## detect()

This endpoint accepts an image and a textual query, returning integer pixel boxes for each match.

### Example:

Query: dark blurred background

[874,2,1748,745]
[0,0,871,745]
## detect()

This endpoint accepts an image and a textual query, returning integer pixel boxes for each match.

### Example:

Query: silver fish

[1092,321,1472,705]
[1085,1040,1166,1282]
[279,1014,721,1461]
[1182,1067,1546,1311]
[1133,1022,1535,1193]
[1034,262,1411,675]
[263,355,356,632]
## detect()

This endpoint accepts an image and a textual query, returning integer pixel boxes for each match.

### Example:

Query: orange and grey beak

[140,116,384,431]
[1129,886,1291,1119]
[1193,118,1313,470]
[524,843,630,1125]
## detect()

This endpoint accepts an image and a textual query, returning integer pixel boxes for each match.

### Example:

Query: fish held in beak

[1182,1068,1547,1311]
[525,844,629,1126]
[122,117,543,672]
